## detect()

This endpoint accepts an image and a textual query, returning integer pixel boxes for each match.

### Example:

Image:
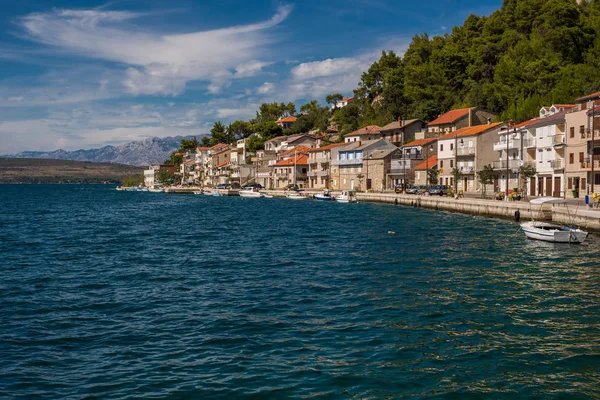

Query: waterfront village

[142,91,600,206]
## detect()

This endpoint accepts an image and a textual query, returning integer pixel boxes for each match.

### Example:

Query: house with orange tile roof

[330,139,396,190]
[380,119,427,146]
[272,155,309,189]
[427,107,497,136]
[275,115,297,129]
[210,146,232,186]
[307,143,346,189]
[414,155,438,187]
[331,96,354,110]
[279,145,312,160]
[436,122,505,193]
[565,93,600,199]
[344,125,381,143]
[388,137,438,188]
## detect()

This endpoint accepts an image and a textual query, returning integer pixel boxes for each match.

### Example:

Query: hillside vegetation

[0,159,143,184]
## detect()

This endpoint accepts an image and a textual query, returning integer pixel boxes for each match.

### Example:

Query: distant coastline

[0,159,143,184]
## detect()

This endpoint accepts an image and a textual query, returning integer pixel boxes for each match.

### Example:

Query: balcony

[456,147,475,156]
[309,155,331,164]
[307,170,329,177]
[493,137,521,152]
[553,134,565,146]
[332,158,363,166]
[550,159,564,170]
[458,165,475,173]
[493,159,522,170]
[523,138,536,148]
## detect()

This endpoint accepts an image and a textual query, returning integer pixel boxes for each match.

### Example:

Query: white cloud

[19,5,292,96]
[257,82,275,94]
[288,42,409,99]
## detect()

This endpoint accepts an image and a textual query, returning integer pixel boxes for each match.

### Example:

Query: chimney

[468,108,472,127]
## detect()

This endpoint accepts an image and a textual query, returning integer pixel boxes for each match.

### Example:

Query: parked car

[395,184,410,193]
[406,185,426,194]
[216,183,231,189]
[242,183,263,190]
[284,184,300,191]
[428,185,451,196]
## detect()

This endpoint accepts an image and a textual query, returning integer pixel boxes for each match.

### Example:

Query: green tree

[229,120,254,140]
[180,137,198,151]
[246,135,265,152]
[519,163,537,197]
[210,121,227,145]
[253,121,283,141]
[325,93,343,109]
[477,164,496,198]
[427,168,439,186]
[200,136,211,147]
[156,168,172,184]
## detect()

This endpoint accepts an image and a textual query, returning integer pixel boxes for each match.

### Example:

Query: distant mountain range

[2,136,201,166]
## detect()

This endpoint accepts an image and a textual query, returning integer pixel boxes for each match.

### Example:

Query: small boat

[239,187,262,198]
[261,193,274,198]
[116,186,124,191]
[148,187,164,193]
[287,192,308,200]
[125,187,136,192]
[193,190,203,195]
[139,187,149,192]
[314,189,334,201]
[212,191,224,197]
[336,190,357,203]
[521,197,588,243]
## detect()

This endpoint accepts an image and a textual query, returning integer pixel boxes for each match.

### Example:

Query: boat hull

[287,194,307,200]
[239,191,262,198]
[521,222,588,243]
[314,194,334,201]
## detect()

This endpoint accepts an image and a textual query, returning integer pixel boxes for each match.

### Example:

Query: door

[538,177,543,196]
[530,179,535,196]
[463,177,468,192]
[494,177,499,193]
[366,178,372,190]
[553,177,561,197]
[545,177,552,196]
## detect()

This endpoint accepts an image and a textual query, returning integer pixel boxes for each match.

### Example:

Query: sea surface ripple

[1,185,599,399]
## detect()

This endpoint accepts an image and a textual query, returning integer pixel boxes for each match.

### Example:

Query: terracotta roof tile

[437,122,504,140]
[415,155,438,170]
[428,107,475,126]
[308,143,346,152]
[344,125,382,137]
[274,155,308,166]
[280,146,312,157]
[576,91,600,103]
[216,159,230,168]
[380,119,421,131]
[276,116,297,123]
[402,137,437,148]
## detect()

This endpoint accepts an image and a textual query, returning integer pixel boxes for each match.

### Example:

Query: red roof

[274,155,308,166]
[415,155,438,170]
[437,122,504,140]
[402,137,437,148]
[553,104,576,109]
[428,107,475,126]
[344,125,381,137]
[280,146,312,157]
[308,143,346,152]
[514,117,541,129]
[276,116,297,123]
[341,97,353,102]
[196,147,210,151]
[216,159,230,168]
[576,91,600,103]
[210,143,229,151]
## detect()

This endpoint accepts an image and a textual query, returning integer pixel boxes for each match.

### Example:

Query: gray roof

[526,111,567,129]
[368,148,398,160]
[380,119,422,132]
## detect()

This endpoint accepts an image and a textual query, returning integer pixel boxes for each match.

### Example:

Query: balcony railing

[309,155,330,164]
[456,147,475,156]
[550,159,564,170]
[553,134,565,146]
[493,159,522,170]
[493,138,521,152]
[458,165,475,173]
[307,170,329,177]
[332,158,363,166]
[523,138,536,148]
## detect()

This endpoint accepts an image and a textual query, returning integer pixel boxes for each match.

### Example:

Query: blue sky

[0,0,501,153]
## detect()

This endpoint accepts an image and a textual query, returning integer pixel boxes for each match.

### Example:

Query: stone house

[307,143,345,189]
[275,116,297,129]
[414,155,438,187]
[437,122,505,192]
[427,107,497,136]
[344,125,381,143]
[272,155,308,188]
[379,119,427,146]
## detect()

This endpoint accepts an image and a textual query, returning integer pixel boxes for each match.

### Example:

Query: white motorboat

[212,191,224,197]
[336,190,357,203]
[148,186,164,193]
[116,186,124,191]
[261,193,274,198]
[521,197,588,243]
[287,192,308,200]
[314,189,335,201]
[239,187,262,198]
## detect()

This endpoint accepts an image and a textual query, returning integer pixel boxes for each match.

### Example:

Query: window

[579,152,585,163]
[570,127,575,138]
[440,160,444,168]
[302,168,307,174]
[440,144,444,151]
[450,143,454,151]
[450,160,454,168]
[582,178,587,188]
[596,174,600,185]
[568,178,572,190]
[569,153,574,164]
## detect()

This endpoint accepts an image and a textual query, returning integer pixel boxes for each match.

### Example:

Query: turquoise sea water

[0,185,599,399]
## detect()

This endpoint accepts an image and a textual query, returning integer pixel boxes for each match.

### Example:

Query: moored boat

[521,197,588,243]
[336,190,357,203]
[314,189,334,201]
[287,192,308,200]
[239,187,262,198]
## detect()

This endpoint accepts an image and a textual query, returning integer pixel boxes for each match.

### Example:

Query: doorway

[553,177,561,197]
